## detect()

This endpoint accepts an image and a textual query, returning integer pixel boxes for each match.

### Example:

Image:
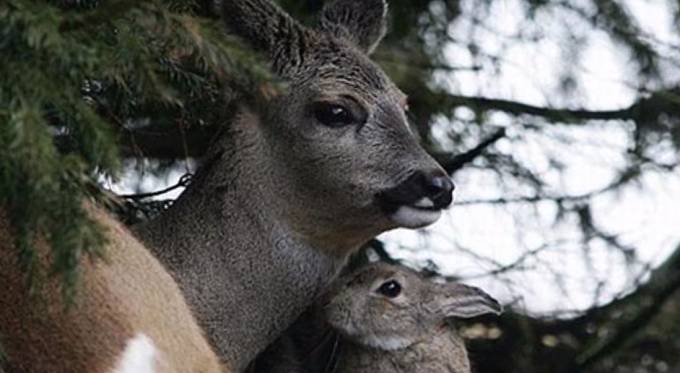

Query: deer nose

[376,170,455,214]
[423,173,455,209]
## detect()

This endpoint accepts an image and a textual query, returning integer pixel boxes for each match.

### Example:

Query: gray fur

[138,1,449,371]
[250,263,502,373]
[320,0,388,55]
[334,329,472,373]
[325,263,502,373]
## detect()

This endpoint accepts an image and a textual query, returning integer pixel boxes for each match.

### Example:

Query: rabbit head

[324,263,502,350]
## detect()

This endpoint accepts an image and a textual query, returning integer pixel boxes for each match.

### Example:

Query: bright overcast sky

[380,0,680,314]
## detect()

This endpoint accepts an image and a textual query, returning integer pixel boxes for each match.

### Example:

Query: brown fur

[0,205,226,373]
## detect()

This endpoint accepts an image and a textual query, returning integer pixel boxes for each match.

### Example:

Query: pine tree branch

[58,0,145,32]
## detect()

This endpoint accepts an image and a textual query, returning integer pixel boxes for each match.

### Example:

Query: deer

[0,0,455,371]
[136,0,454,370]
[0,207,224,373]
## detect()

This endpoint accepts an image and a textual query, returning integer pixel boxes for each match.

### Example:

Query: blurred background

[2,0,679,372]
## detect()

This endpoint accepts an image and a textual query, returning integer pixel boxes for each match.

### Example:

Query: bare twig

[433,127,507,174]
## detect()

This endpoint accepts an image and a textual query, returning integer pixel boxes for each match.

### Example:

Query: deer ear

[222,0,311,76]
[320,0,388,55]
[434,283,503,319]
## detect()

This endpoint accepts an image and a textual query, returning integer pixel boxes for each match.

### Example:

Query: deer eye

[377,280,402,298]
[313,103,355,127]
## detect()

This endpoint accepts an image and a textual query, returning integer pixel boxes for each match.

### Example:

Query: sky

[380,0,680,315]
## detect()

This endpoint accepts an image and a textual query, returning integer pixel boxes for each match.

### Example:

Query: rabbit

[248,262,502,373]
[323,262,503,373]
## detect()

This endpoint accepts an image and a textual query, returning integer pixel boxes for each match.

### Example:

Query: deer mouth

[386,201,443,228]
[376,171,454,228]
[376,195,446,228]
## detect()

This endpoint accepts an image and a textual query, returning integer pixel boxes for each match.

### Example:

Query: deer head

[219,0,454,245]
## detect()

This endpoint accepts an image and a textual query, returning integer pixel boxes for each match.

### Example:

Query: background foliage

[1,0,679,372]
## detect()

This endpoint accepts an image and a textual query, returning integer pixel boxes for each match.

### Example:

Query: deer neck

[137,110,357,370]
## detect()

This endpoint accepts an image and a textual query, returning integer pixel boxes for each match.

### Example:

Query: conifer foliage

[0,0,266,298]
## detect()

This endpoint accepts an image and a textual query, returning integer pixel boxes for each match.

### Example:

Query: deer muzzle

[376,170,455,228]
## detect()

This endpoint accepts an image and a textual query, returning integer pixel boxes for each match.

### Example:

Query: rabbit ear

[432,283,503,319]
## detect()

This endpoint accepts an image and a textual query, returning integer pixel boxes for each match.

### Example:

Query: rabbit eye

[377,280,402,298]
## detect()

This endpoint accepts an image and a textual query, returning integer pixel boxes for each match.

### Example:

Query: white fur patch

[359,334,414,351]
[412,198,435,208]
[113,333,157,373]
[389,205,442,228]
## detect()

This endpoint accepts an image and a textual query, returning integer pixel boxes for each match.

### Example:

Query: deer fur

[0,1,453,371]
[136,0,453,370]
[0,206,225,373]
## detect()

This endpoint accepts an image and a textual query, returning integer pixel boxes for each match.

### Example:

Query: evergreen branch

[0,0,261,298]
[58,0,149,32]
